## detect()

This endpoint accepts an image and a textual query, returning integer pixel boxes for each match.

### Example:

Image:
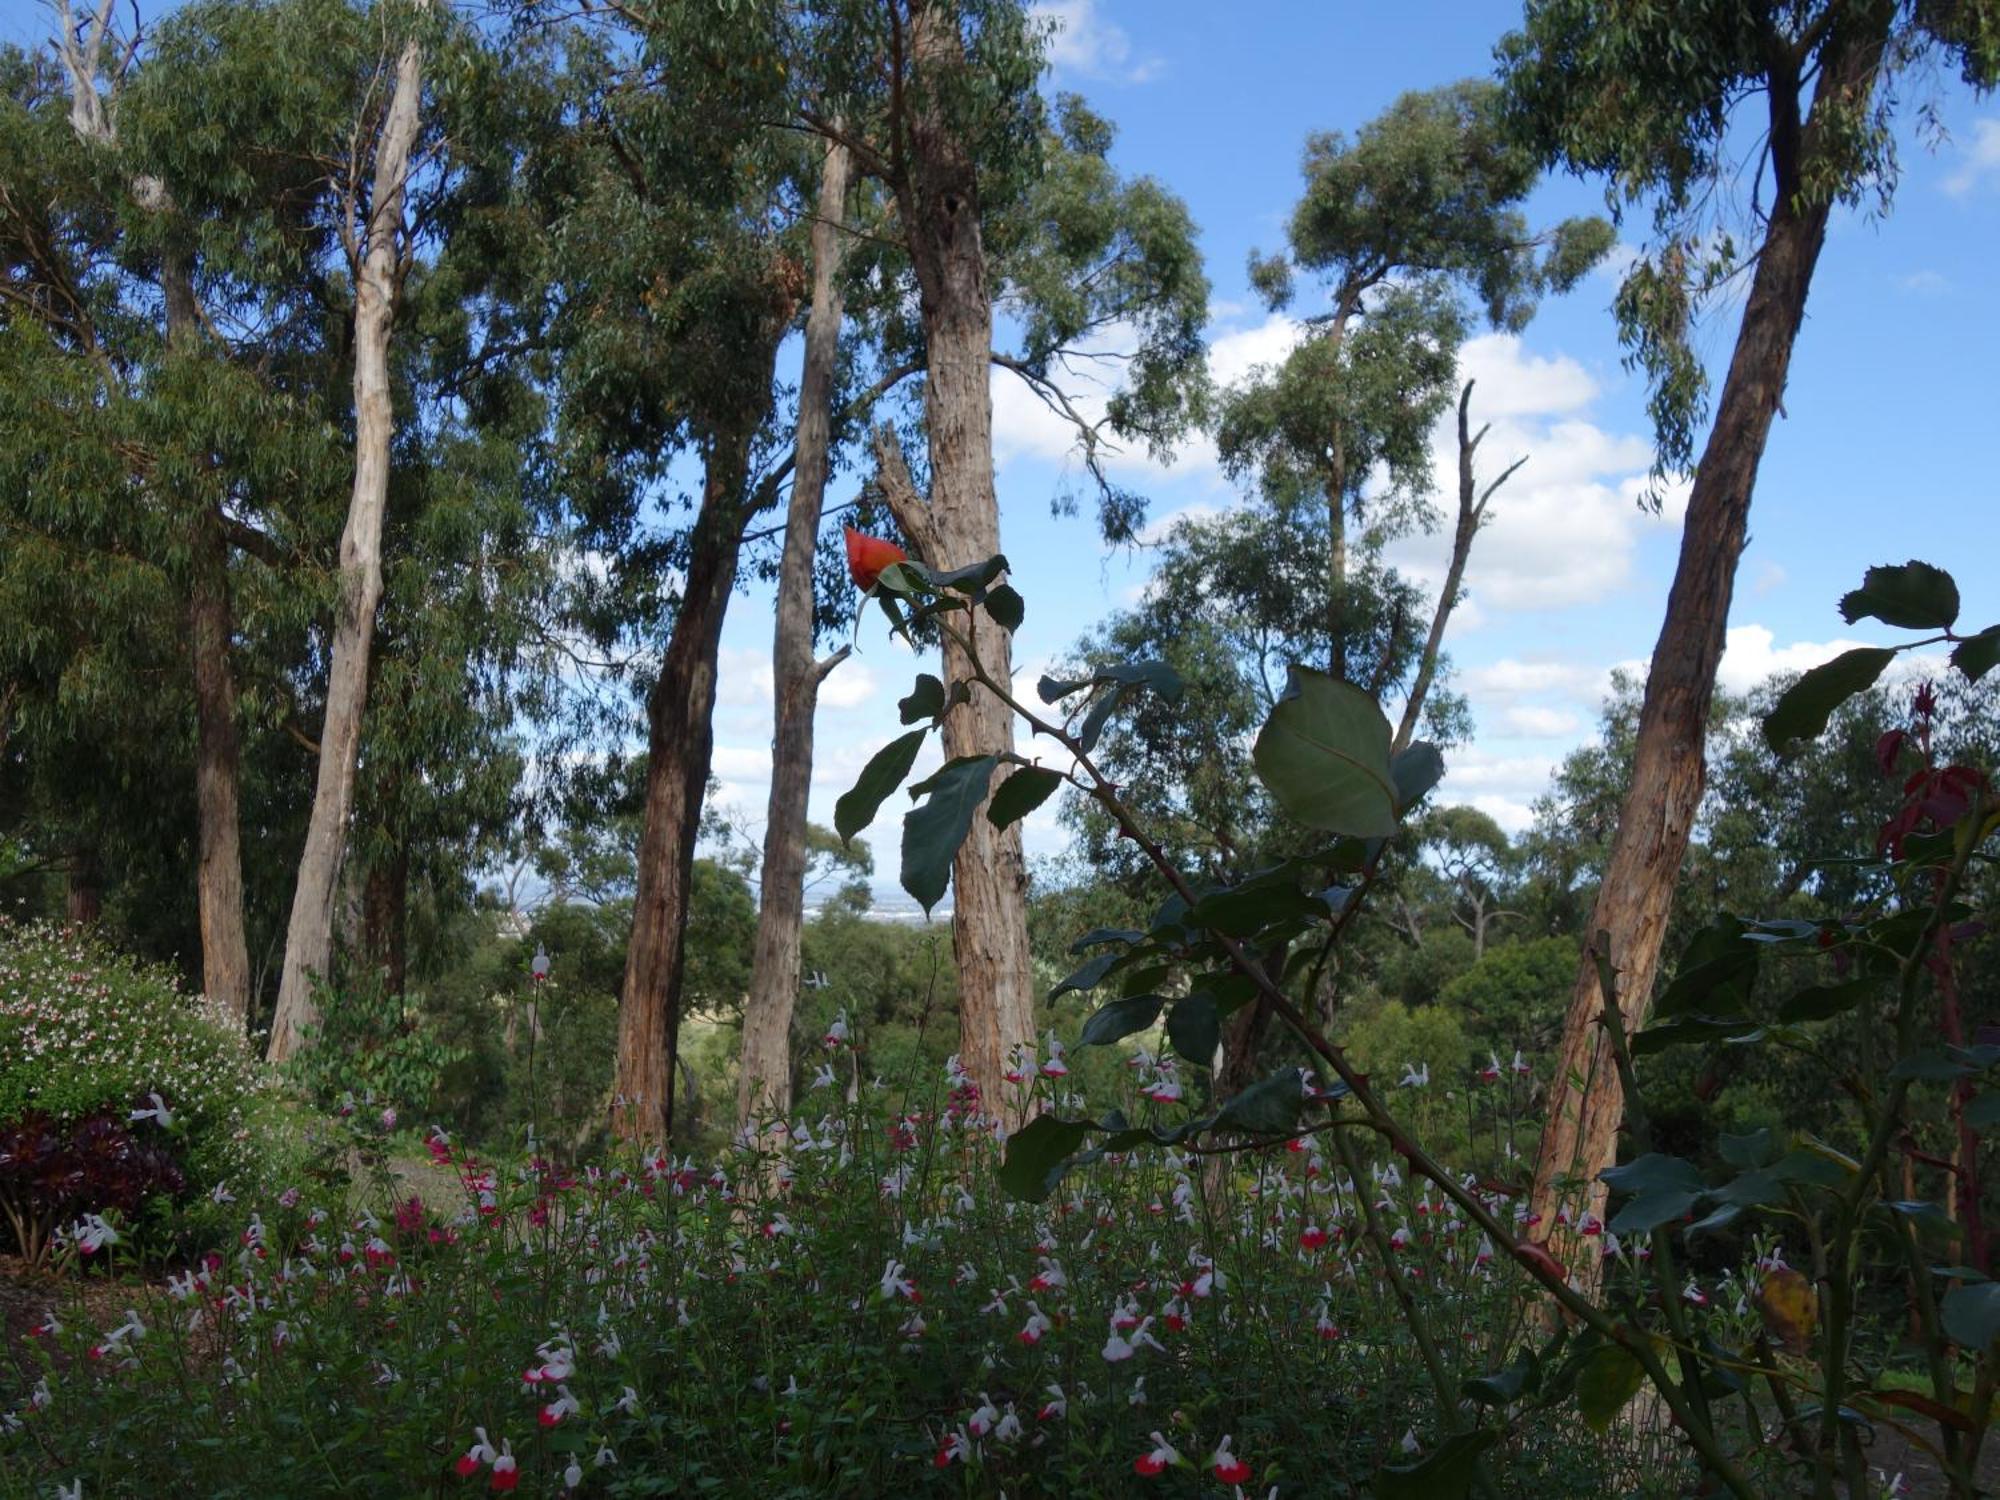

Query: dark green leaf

[834,730,927,843]
[986,766,1061,831]
[1462,1348,1539,1407]
[1599,1153,1704,1196]
[1575,1344,1647,1432]
[997,1115,1093,1202]
[1718,1129,1776,1169]
[1076,683,1128,753]
[1654,916,1758,1020]
[874,560,928,595]
[1390,741,1445,813]
[898,675,945,725]
[1951,626,2000,683]
[1883,1199,1955,1233]
[900,756,997,914]
[1632,1015,1757,1056]
[1372,1430,1497,1500]
[1763,648,1898,752]
[1070,927,1143,954]
[1941,1284,2000,1350]
[1890,1046,2000,1082]
[1839,561,1959,630]
[1609,1190,1701,1236]
[1779,979,1876,1024]
[1214,1066,1304,1135]
[1252,666,1400,837]
[1051,950,1122,1000]
[926,555,1010,595]
[1078,995,1163,1047]
[1165,993,1219,1067]
[984,584,1024,631]
[1191,880,1324,937]
[1684,1203,1742,1237]
[1967,1093,1999,1130]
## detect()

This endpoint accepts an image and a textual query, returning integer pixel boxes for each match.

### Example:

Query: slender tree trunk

[893,4,1037,1120]
[361,844,409,998]
[1326,443,1348,682]
[65,847,100,925]
[189,510,253,1020]
[267,28,425,1063]
[1527,25,1891,1297]
[1393,380,1521,755]
[164,249,255,1026]
[738,142,852,1129]
[614,437,760,1144]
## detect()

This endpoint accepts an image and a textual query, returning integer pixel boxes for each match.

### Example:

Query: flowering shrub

[0,1066,1656,1499]
[0,919,266,1261]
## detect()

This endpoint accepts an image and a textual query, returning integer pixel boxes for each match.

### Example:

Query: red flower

[1210,1436,1252,1485]
[844,527,907,592]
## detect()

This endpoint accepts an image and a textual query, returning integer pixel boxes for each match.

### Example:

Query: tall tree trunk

[65,846,100,925]
[738,142,853,1128]
[1527,24,1891,1298]
[1326,443,1348,681]
[361,844,409,998]
[189,508,253,1021]
[267,27,425,1063]
[170,252,254,1026]
[893,4,1037,1120]
[613,437,759,1144]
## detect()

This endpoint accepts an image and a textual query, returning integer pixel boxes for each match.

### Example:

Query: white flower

[129,1092,173,1129]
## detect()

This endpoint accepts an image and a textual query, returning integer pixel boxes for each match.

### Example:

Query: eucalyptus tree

[1220,80,1611,684]
[1496,0,2000,1278]
[765,4,1208,1116]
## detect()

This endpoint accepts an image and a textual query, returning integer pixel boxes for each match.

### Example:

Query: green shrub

[0,918,266,1254]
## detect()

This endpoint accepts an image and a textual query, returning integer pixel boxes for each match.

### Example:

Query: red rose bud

[844,526,907,592]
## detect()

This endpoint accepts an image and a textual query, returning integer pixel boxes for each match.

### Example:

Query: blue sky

[11,0,1999,890]
[715,0,2000,883]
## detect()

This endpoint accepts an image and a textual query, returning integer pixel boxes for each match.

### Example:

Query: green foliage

[1344,999,1473,1085]
[0,919,266,1228]
[1440,934,1579,1052]
[284,971,468,1119]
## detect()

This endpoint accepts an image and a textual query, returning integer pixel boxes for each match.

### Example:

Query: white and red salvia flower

[1018,1304,1053,1344]
[933,1427,973,1468]
[1299,1223,1329,1252]
[73,1214,118,1254]
[1040,1032,1069,1077]
[1037,1384,1067,1421]
[1133,1432,1181,1477]
[1029,1255,1067,1292]
[967,1394,1000,1437]
[879,1259,918,1301]
[454,1427,498,1478]
[1211,1435,1252,1485]
[538,1385,581,1427]
[1480,1053,1502,1083]
[489,1441,519,1492]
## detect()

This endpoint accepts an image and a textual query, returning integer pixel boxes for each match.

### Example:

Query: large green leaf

[1779,979,1876,1024]
[1462,1347,1539,1407]
[1372,1431,1496,1500]
[1215,1066,1304,1135]
[1609,1190,1701,1236]
[900,756,997,913]
[1941,1283,2000,1350]
[986,766,1060,831]
[1574,1344,1647,1432]
[1165,993,1220,1067]
[997,1115,1093,1202]
[1390,741,1445,813]
[1078,995,1163,1047]
[984,583,1024,631]
[898,674,945,725]
[1037,660,1183,705]
[926,554,1010,595]
[1839,561,1959,630]
[1600,1154,1704,1196]
[1252,666,1400,838]
[1763,648,1898,752]
[834,730,927,843]
[1051,950,1122,1000]
[1654,916,1757,1020]
[1951,625,2000,684]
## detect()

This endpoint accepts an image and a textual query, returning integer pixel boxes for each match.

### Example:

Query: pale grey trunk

[885,4,1039,1119]
[737,141,852,1128]
[267,30,425,1063]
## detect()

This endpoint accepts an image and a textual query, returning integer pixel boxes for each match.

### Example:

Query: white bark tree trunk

[737,141,853,1128]
[267,27,426,1063]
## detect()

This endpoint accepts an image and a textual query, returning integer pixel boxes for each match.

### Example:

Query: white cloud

[1031,0,1162,83]
[1944,118,2000,196]
[1501,704,1583,738]
[1435,747,1563,834]
[1897,269,1951,295]
[1714,625,1872,697]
